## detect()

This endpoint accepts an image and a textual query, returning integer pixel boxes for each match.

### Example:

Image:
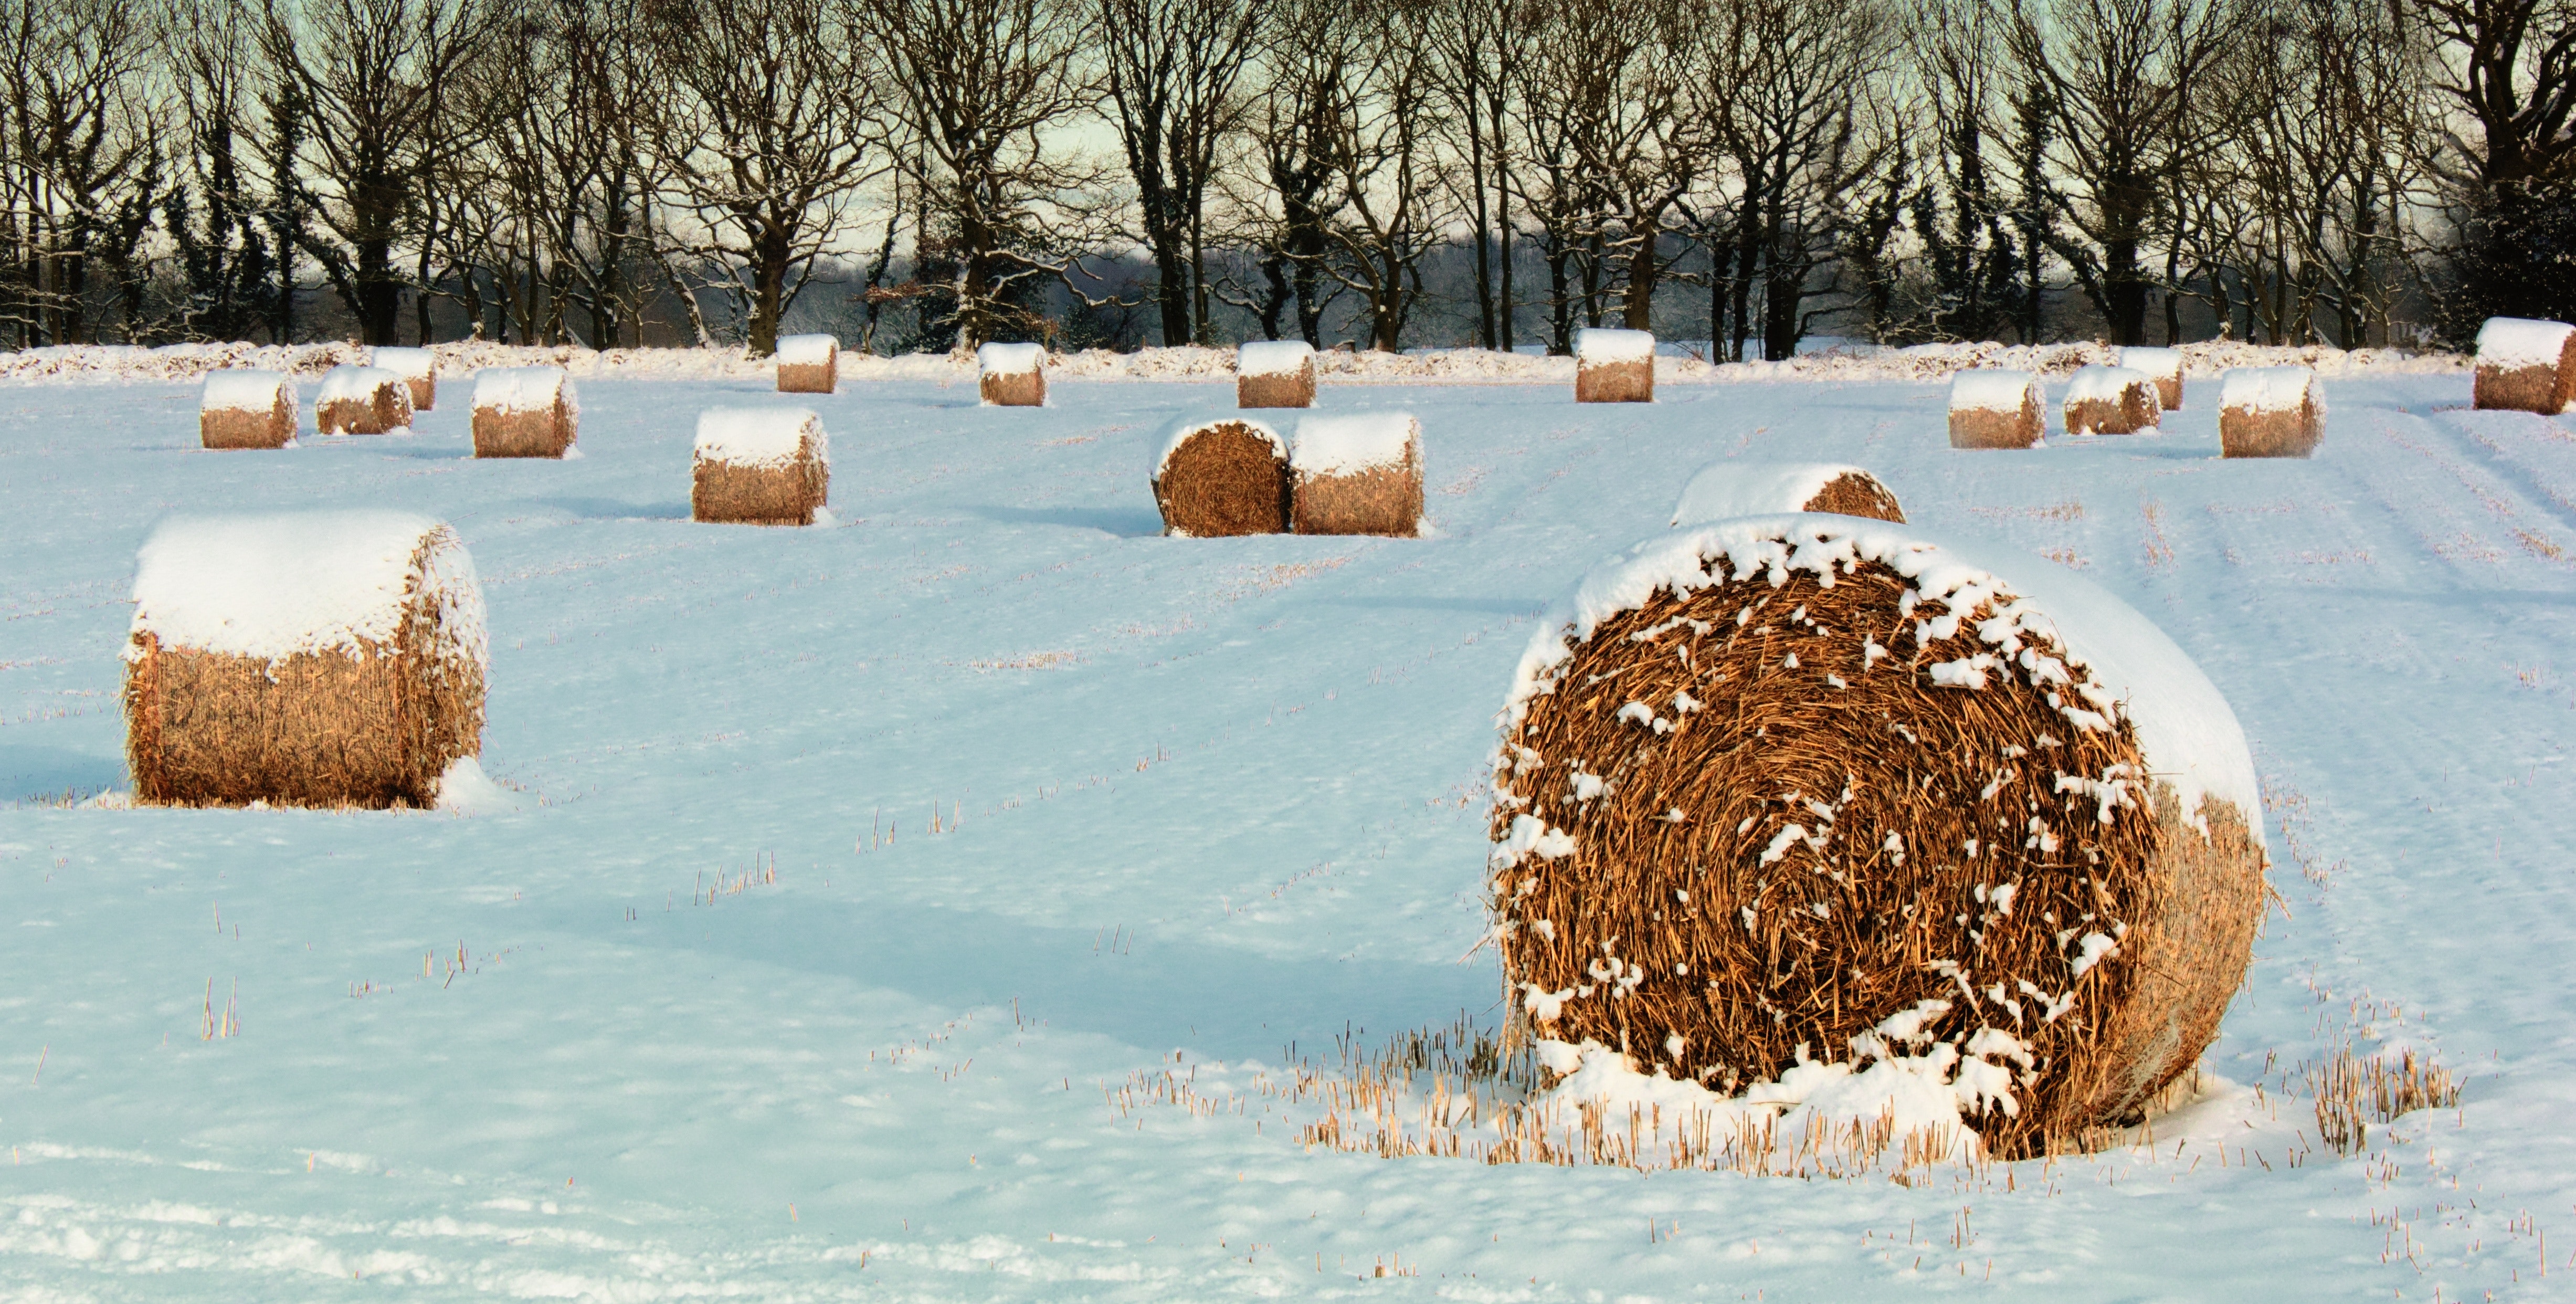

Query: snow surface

[0,363,2567,1301]
[434,756,520,815]
[470,365,574,415]
[1574,327,1654,363]
[1155,415,1284,477]
[1289,411,1417,476]
[315,364,401,406]
[128,510,484,664]
[371,347,435,382]
[2118,346,2185,379]
[977,342,1046,376]
[1946,369,2040,413]
[695,406,827,469]
[2475,317,2574,370]
[2222,366,2321,414]
[1236,341,1313,377]
[198,370,292,413]
[1667,460,1872,527]
[777,334,838,367]
[2065,363,2156,405]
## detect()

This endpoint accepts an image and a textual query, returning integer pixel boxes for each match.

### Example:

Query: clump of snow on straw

[1668,461,1869,528]
[2064,363,2153,404]
[1156,413,1284,477]
[1947,369,2041,413]
[1574,327,1654,363]
[776,334,837,366]
[977,342,1046,376]
[372,347,435,382]
[129,510,485,666]
[2220,366,2321,415]
[472,365,576,416]
[2476,318,2575,369]
[695,407,826,470]
[1290,412,1417,476]
[1237,340,1313,377]
[201,371,293,413]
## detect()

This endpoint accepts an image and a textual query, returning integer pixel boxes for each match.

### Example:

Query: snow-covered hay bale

[373,346,437,411]
[471,366,579,459]
[1236,340,1317,409]
[1670,461,1905,527]
[693,407,829,526]
[1152,416,1290,537]
[775,333,838,394]
[1575,328,1654,403]
[2063,364,2160,436]
[1947,370,2044,450]
[1289,412,1422,537]
[2472,317,2576,414]
[123,510,485,809]
[2117,346,2185,412]
[199,371,297,450]
[1489,517,2267,1157]
[978,342,1048,407]
[2219,366,2325,459]
[315,365,413,436]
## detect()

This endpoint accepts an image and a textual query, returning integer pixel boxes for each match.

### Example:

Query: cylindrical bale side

[2065,380,2158,436]
[201,394,295,450]
[980,371,1047,407]
[1575,358,1654,404]
[319,380,413,436]
[1948,400,2043,449]
[2220,399,2323,458]
[1237,366,1317,409]
[473,397,577,458]
[693,444,829,525]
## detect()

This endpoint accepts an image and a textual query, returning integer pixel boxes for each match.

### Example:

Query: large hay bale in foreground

[1489,517,2267,1157]
[1948,370,2045,449]
[124,510,485,808]
[1669,461,1905,527]
[1153,416,1290,536]
[315,365,414,436]
[1237,340,1317,408]
[2473,317,2576,414]
[199,371,298,450]
[373,346,437,411]
[776,333,839,394]
[1289,412,1422,537]
[471,366,579,459]
[2219,366,2325,459]
[2117,346,2185,412]
[978,342,1048,407]
[1574,328,1654,403]
[693,407,830,525]
[2063,364,2160,436]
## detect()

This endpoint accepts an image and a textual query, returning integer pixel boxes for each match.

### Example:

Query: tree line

[4,0,2570,357]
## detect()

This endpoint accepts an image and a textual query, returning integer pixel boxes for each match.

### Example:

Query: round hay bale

[2472,317,2576,414]
[1153,416,1290,536]
[2219,367,2325,459]
[2063,365,2160,436]
[1488,517,2266,1157]
[471,366,579,459]
[200,370,298,450]
[2116,346,2185,412]
[124,510,485,809]
[977,342,1048,407]
[693,407,830,525]
[777,333,839,394]
[1670,461,1905,528]
[315,364,414,436]
[1947,370,2045,449]
[1575,328,1654,403]
[373,346,438,411]
[1289,412,1422,537]
[1237,340,1317,408]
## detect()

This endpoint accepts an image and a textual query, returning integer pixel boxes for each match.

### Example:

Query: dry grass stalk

[315,366,413,435]
[1154,419,1290,536]
[2307,1045,2462,1156]
[199,373,295,450]
[1491,554,2265,1158]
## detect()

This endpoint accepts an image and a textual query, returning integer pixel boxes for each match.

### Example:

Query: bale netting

[1487,517,2267,1158]
[693,407,830,525]
[2063,364,2160,436]
[1575,328,1654,403]
[472,366,579,459]
[2117,346,2186,412]
[200,371,298,450]
[1153,416,1290,537]
[978,342,1048,407]
[124,510,486,809]
[776,333,839,394]
[2473,317,2576,414]
[374,346,437,411]
[2219,366,2325,459]
[1947,371,2045,449]
[315,364,413,436]
[1237,340,1317,408]
[1289,412,1422,537]
[1670,461,1905,527]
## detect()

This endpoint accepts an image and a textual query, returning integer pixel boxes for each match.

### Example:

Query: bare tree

[2409,0,2576,332]
[1308,0,1452,351]
[1426,0,1534,349]
[1099,0,1263,345]
[1218,0,1354,345]
[0,0,165,344]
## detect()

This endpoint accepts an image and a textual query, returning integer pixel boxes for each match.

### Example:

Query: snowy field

[0,359,2569,1300]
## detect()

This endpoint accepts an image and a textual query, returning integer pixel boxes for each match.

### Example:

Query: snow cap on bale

[124,510,486,808]
[2116,346,2185,412]
[1669,461,1905,527]
[2219,366,2325,459]
[2063,364,2160,435]
[199,370,297,450]
[1947,370,2045,449]
[372,346,437,411]
[315,364,413,436]
[470,366,579,459]
[2473,317,2576,414]
[1492,515,2265,1157]
[1154,415,1290,537]
[977,342,1048,406]
[693,406,830,525]
[1289,411,1423,536]
[776,333,838,394]
[1575,328,1655,403]
[1237,340,1317,408]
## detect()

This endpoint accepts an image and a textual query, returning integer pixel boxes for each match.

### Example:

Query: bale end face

[1155,422,1291,536]
[201,397,294,450]
[1802,472,1906,523]
[1575,358,1654,403]
[1949,400,2043,449]
[1237,369,1316,409]
[693,451,829,526]
[2220,401,2322,458]
[473,397,577,458]
[980,371,1047,407]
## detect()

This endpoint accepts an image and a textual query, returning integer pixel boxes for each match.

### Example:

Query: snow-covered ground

[0,355,2567,1300]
